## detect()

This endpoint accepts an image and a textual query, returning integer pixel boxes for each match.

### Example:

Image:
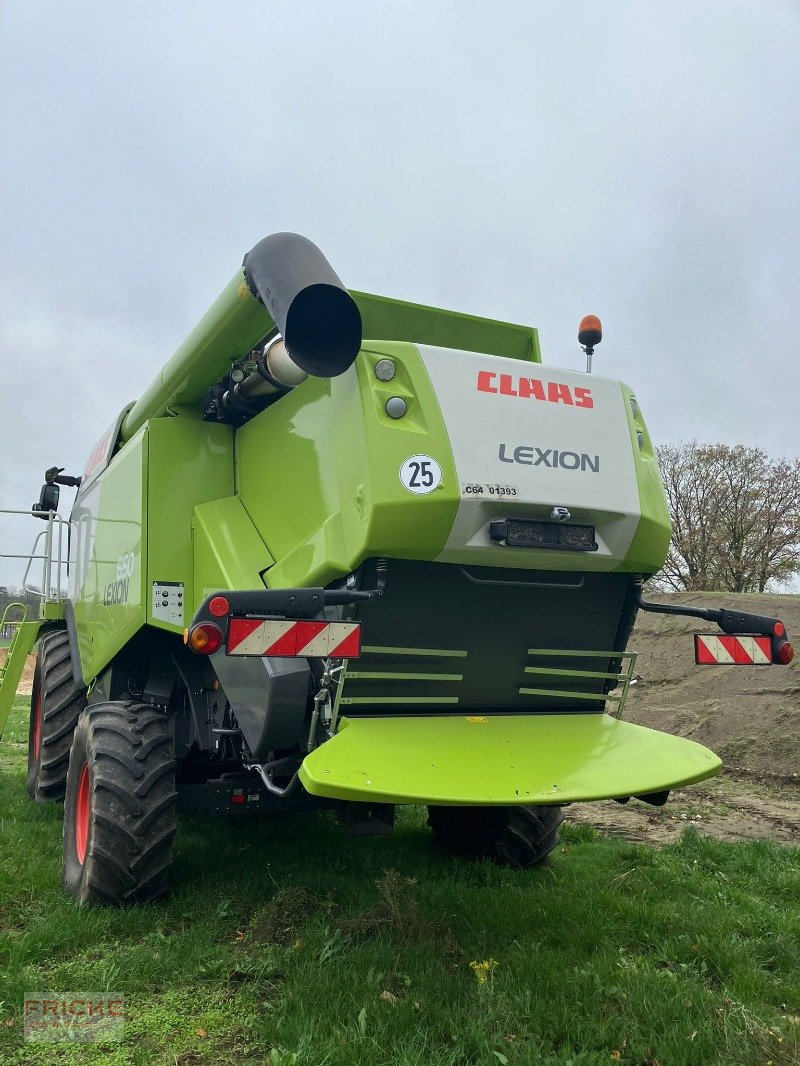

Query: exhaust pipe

[213,336,310,421]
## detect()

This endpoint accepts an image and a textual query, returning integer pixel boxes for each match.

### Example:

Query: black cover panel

[211,652,310,758]
[346,561,636,714]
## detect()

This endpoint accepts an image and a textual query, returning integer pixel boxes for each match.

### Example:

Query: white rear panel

[416,345,641,569]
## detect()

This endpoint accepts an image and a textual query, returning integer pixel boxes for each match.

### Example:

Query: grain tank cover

[243,233,362,378]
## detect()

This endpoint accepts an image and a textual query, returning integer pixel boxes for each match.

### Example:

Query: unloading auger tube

[119,232,363,442]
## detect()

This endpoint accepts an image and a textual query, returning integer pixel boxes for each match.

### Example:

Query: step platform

[299,713,721,805]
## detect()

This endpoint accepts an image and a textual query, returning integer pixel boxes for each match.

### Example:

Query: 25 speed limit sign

[399,455,442,495]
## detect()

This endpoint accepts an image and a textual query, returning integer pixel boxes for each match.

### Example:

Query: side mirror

[32,482,60,519]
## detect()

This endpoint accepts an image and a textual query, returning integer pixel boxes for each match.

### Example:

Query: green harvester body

[2,233,736,900]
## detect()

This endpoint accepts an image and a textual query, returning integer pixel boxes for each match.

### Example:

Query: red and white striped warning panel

[227,618,361,658]
[694,634,771,665]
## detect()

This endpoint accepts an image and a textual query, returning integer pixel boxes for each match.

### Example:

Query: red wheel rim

[75,763,90,865]
[33,691,42,762]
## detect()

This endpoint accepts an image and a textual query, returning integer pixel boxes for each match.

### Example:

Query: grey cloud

[1,0,798,579]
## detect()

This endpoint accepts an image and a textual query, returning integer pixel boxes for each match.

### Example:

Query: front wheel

[63,702,176,905]
[27,630,86,802]
[427,804,563,868]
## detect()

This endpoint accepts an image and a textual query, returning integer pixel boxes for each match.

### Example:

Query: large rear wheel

[63,701,176,905]
[427,804,563,868]
[27,630,86,802]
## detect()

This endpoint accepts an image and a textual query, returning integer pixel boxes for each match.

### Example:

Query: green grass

[1,696,798,1066]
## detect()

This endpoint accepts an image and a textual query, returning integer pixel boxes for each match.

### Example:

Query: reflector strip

[328,626,363,658]
[227,618,361,658]
[228,619,296,656]
[299,621,340,657]
[694,634,771,665]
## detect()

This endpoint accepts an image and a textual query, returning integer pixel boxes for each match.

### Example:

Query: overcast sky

[1,1,798,587]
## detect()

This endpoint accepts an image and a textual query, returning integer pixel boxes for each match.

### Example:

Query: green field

[1,695,798,1066]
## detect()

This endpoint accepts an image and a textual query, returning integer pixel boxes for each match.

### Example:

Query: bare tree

[655,442,800,593]
[0,586,40,638]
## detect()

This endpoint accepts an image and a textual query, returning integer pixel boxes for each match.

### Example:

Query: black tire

[27,630,86,802]
[427,804,564,868]
[62,701,176,905]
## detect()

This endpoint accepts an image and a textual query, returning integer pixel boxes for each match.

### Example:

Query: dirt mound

[623,591,799,777]
[568,591,799,846]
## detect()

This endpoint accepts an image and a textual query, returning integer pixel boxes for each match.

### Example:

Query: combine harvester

[0,234,793,904]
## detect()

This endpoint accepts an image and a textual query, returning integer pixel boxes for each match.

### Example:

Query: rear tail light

[188,622,223,655]
[777,641,795,665]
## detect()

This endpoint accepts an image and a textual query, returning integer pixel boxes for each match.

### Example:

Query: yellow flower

[469,959,497,984]
[610,1053,621,1062]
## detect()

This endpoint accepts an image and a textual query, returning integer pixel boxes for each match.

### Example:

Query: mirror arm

[45,466,81,488]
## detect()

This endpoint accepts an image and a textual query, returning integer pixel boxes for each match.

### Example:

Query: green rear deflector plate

[299,714,721,805]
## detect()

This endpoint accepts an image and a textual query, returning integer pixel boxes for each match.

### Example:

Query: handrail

[0,508,69,604]
[0,603,28,685]
[0,601,28,631]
